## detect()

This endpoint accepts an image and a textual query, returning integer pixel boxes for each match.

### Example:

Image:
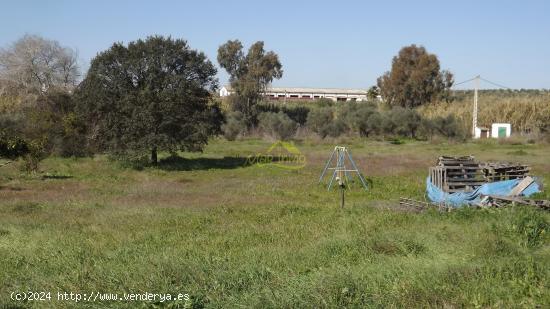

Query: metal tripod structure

[319,146,368,191]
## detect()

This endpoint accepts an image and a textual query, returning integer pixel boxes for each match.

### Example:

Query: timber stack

[428,156,531,193]
[480,162,530,182]
[429,156,485,193]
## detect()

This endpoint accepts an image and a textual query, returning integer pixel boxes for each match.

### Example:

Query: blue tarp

[426,177,541,207]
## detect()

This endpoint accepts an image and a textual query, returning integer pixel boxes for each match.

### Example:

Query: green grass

[1,138,549,308]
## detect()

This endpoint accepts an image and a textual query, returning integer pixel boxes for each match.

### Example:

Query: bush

[258,112,298,140]
[0,131,29,159]
[225,95,258,128]
[323,118,347,138]
[17,138,48,173]
[257,103,310,125]
[222,111,247,141]
[432,115,465,139]
[389,107,421,138]
[340,102,374,134]
[57,112,89,157]
[363,112,384,137]
[306,107,334,138]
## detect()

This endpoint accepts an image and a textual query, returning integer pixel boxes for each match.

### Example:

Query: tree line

[1,34,463,171]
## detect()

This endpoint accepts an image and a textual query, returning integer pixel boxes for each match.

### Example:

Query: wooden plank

[446,179,485,184]
[509,176,534,196]
[442,166,482,170]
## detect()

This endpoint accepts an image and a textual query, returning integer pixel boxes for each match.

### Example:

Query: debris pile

[429,156,485,192]
[429,156,531,193]
[425,155,546,209]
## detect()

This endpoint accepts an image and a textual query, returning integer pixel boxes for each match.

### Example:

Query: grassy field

[1,138,549,308]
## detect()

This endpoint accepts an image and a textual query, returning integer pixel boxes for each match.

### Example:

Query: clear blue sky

[1,0,549,89]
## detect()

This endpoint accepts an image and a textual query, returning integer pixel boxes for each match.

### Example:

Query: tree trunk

[151,147,158,164]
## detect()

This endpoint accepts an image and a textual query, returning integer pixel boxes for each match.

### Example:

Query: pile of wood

[429,156,485,193]
[429,156,531,193]
[480,162,530,182]
[479,195,550,210]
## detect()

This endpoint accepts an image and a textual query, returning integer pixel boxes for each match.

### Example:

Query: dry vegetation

[419,90,550,136]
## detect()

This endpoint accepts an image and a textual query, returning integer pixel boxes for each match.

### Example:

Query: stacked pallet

[429,156,532,193]
[481,162,530,182]
[431,156,485,193]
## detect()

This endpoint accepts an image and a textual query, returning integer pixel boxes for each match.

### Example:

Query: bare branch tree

[0,34,80,93]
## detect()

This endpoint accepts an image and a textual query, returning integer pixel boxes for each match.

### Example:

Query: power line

[452,75,511,90]
[453,77,478,87]
[479,77,511,90]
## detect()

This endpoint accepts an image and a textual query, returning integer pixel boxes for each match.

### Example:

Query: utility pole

[472,75,480,137]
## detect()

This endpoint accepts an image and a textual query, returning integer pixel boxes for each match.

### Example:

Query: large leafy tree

[217,40,283,126]
[76,36,222,163]
[377,45,453,108]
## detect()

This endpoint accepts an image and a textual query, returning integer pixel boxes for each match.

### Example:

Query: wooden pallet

[481,162,530,182]
[430,156,532,193]
[433,156,485,192]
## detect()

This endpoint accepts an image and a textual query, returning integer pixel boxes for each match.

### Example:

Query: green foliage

[367,85,380,101]
[258,112,298,140]
[76,36,221,163]
[222,111,247,141]
[390,106,422,138]
[27,90,88,157]
[0,88,87,174]
[306,107,334,138]
[431,114,466,139]
[19,142,47,173]
[513,209,548,248]
[377,44,453,108]
[257,102,310,125]
[217,40,283,126]
[0,131,28,159]
[304,102,462,140]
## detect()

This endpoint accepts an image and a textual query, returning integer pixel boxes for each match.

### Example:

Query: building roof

[222,85,367,95]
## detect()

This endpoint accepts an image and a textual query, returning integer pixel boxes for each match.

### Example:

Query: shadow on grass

[42,174,73,180]
[0,185,24,191]
[156,155,252,171]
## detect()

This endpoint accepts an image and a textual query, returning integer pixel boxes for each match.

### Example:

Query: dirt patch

[0,180,91,204]
[306,152,432,176]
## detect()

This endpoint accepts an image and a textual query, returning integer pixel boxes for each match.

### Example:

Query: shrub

[222,111,247,141]
[323,118,347,138]
[17,138,48,173]
[363,112,384,137]
[257,103,310,125]
[0,131,29,159]
[306,107,334,138]
[389,107,421,138]
[258,112,298,140]
[432,114,465,139]
[57,112,89,157]
[340,102,378,135]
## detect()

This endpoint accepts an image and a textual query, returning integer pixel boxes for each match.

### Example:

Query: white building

[219,86,370,102]
[474,127,490,139]
[473,123,512,139]
[491,123,511,138]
